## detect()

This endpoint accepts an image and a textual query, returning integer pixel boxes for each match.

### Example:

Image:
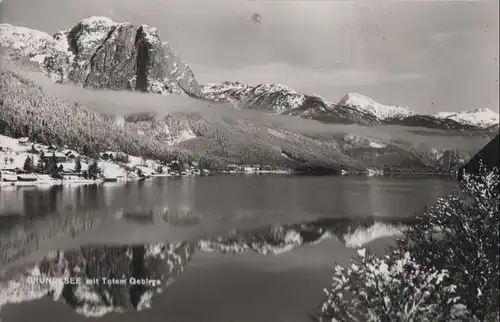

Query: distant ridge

[201,81,499,130]
[434,108,499,129]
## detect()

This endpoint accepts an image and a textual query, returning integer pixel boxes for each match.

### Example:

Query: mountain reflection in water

[0,216,414,319]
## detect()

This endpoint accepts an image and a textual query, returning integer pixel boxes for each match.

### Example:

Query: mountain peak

[201,81,307,113]
[0,18,201,96]
[78,16,116,27]
[469,107,496,114]
[337,92,415,120]
[434,108,499,128]
[341,92,371,101]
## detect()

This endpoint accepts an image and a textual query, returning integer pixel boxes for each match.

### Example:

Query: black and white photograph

[0,0,498,321]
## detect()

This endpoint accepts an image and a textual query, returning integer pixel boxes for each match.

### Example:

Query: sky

[0,0,498,113]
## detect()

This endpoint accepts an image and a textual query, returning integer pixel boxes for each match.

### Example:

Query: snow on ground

[0,134,196,185]
[126,156,159,172]
[58,162,75,172]
[369,141,387,149]
[167,129,196,145]
[1,152,31,169]
[79,16,116,27]
[127,156,143,167]
[98,161,127,178]
[201,81,307,113]
[0,24,54,53]
[136,166,155,176]
[343,134,387,149]
[0,135,27,153]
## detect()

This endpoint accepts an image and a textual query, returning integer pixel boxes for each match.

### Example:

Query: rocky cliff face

[1,17,201,96]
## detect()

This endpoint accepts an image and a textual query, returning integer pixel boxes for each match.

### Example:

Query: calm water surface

[0,175,457,322]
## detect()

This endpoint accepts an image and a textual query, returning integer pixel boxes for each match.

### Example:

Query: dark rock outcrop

[63,18,201,96]
[1,17,201,96]
[458,134,499,181]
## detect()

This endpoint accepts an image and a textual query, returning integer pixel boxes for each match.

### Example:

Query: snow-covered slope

[201,81,331,114]
[0,16,201,95]
[202,81,495,130]
[434,108,499,128]
[0,23,74,82]
[0,24,67,60]
[336,93,415,120]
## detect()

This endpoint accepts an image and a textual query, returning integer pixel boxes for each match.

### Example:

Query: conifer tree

[48,152,58,175]
[23,156,35,173]
[37,151,45,173]
[74,158,82,173]
[88,161,100,180]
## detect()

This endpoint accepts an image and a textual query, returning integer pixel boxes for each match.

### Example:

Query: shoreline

[0,171,457,188]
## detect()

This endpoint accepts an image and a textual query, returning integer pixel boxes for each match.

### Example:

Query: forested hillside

[0,69,192,162]
[0,68,366,173]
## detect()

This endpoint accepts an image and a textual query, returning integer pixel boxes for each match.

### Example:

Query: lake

[0,175,457,322]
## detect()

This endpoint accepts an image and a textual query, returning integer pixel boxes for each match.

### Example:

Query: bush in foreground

[315,166,499,321]
[398,167,499,321]
[314,248,468,322]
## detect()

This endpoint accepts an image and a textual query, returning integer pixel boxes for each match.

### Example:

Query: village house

[18,137,29,145]
[41,152,68,163]
[226,164,239,172]
[17,173,38,182]
[63,149,79,159]
[243,166,254,173]
[30,144,44,153]
[61,173,81,181]
[262,165,272,171]
[0,170,17,182]
[57,162,77,173]
[100,151,117,160]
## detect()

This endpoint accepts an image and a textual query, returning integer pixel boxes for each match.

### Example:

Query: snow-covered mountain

[1,17,497,131]
[200,82,412,126]
[201,81,333,116]
[336,93,415,120]
[0,16,201,96]
[434,108,499,128]
[202,81,498,129]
